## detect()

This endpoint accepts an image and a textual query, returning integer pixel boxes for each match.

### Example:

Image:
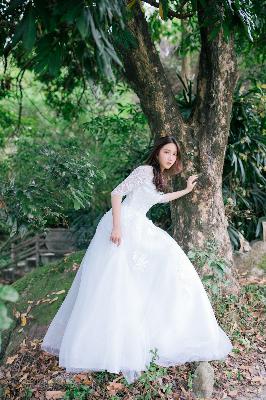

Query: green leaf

[214,261,227,272]
[11,18,26,48]
[222,21,231,43]
[87,10,102,50]
[0,315,12,331]
[48,46,64,76]
[187,250,196,259]
[202,274,215,281]
[0,303,8,319]
[190,0,197,12]
[231,151,238,174]
[0,285,19,302]
[22,5,36,51]
[59,1,83,24]
[73,199,81,210]
[208,24,221,41]
[238,157,246,182]
[76,8,89,39]
[0,309,13,330]
[103,39,123,68]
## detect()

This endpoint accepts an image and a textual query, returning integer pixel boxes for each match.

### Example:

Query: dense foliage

[0,74,151,247]
[0,138,105,235]
[0,77,264,251]
[0,0,263,108]
[0,0,265,247]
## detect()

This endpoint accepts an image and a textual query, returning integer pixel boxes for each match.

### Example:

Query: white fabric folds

[41,165,233,384]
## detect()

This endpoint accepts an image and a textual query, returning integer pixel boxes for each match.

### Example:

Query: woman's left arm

[159,174,198,203]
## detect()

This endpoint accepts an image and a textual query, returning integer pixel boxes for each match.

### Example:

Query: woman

[41,135,233,384]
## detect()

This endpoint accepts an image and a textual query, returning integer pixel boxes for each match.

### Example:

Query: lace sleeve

[111,165,149,197]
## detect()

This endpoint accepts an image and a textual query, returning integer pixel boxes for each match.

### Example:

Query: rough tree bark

[178,3,238,277]
[113,1,239,293]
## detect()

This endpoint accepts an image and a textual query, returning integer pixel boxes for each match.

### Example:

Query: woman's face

[157,143,177,171]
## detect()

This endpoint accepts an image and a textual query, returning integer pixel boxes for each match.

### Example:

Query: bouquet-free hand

[186,175,198,192]
[110,227,122,246]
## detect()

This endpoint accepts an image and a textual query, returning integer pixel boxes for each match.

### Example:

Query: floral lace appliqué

[132,251,149,272]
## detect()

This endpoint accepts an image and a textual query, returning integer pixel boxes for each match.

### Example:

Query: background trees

[0,3,265,395]
[0,0,265,289]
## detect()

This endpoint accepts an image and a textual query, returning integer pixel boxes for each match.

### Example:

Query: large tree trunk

[113,1,239,293]
[172,3,239,292]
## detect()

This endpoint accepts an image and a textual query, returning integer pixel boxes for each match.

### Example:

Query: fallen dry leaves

[11,289,67,332]
[45,391,66,399]
[0,270,265,399]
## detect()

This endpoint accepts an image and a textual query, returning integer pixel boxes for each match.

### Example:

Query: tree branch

[192,1,237,126]
[113,1,185,140]
[142,0,194,19]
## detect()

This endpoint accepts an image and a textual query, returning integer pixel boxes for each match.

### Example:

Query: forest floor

[0,254,265,400]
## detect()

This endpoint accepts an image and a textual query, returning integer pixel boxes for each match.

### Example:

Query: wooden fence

[0,232,60,281]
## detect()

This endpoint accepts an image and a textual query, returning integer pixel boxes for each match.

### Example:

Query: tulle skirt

[41,204,233,384]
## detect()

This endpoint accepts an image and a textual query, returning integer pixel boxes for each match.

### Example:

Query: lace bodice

[111,165,171,214]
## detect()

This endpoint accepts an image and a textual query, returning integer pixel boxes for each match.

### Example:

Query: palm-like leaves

[223,82,266,247]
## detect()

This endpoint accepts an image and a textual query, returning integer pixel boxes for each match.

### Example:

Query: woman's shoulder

[132,164,153,176]
[134,164,153,171]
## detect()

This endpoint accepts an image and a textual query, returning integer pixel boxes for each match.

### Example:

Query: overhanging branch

[113,1,185,140]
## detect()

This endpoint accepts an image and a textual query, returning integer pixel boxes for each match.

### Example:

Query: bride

[41,135,233,384]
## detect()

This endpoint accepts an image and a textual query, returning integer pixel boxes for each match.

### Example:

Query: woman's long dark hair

[144,136,183,192]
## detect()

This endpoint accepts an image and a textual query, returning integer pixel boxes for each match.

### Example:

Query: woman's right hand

[110,227,122,246]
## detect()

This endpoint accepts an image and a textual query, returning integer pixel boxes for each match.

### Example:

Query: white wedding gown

[41,164,233,384]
